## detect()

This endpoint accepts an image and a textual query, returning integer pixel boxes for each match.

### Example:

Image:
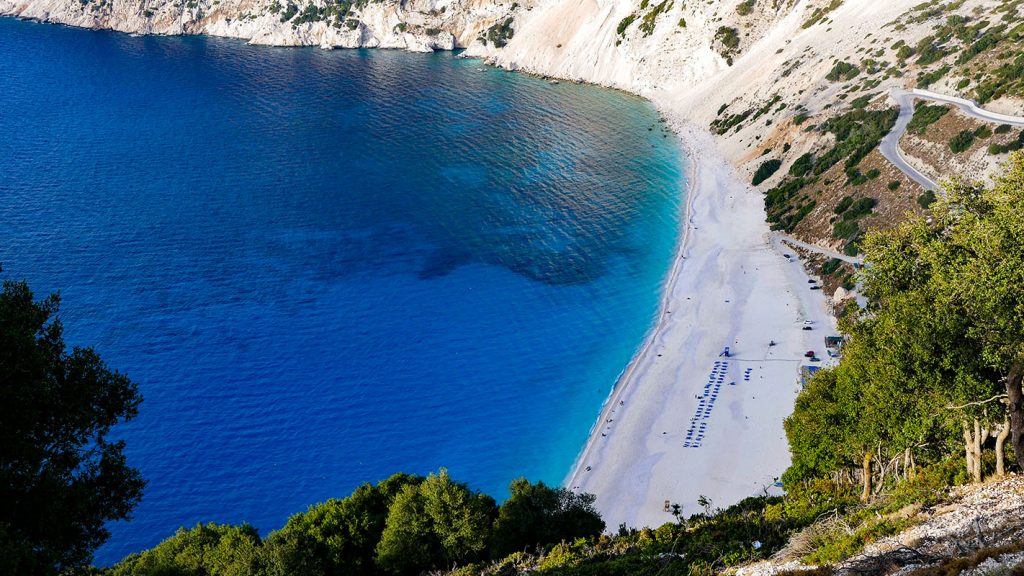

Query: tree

[109,523,264,576]
[0,277,145,575]
[785,154,1024,492]
[375,469,496,574]
[264,473,422,576]
[491,479,604,557]
[928,156,1024,470]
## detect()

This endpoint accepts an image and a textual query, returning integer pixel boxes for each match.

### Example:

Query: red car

[804,350,815,358]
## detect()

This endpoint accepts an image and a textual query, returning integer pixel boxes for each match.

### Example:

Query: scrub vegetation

[763,107,897,248]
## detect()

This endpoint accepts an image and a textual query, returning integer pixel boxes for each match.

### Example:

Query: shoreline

[565,113,838,530]
[563,116,701,492]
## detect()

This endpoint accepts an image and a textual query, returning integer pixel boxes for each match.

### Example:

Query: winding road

[880,88,1024,191]
[785,89,1024,263]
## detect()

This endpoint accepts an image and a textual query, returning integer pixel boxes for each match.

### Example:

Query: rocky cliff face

[0,0,517,51]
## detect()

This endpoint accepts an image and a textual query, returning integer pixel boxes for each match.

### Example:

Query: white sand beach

[565,121,839,531]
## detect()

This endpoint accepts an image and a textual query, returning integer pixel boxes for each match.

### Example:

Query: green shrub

[850,93,873,109]
[736,0,755,16]
[918,65,950,88]
[949,130,975,153]
[822,258,843,275]
[887,180,901,190]
[826,61,860,82]
[917,189,937,208]
[790,153,814,177]
[834,195,854,214]
[907,104,948,135]
[802,0,843,28]
[279,2,298,22]
[995,123,1012,134]
[974,52,1024,104]
[715,26,741,54]
[805,517,914,564]
[752,159,783,185]
[915,37,947,65]
[110,524,264,576]
[833,218,861,239]
[616,13,636,35]
[294,3,324,25]
[483,17,514,47]
[954,24,1006,65]
[974,125,992,139]
[842,197,876,220]
[639,0,670,36]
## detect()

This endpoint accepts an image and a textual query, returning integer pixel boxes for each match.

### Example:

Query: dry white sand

[564,121,838,530]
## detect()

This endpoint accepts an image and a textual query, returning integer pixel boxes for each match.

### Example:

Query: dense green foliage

[764,108,896,241]
[906,103,949,135]
[988,129,1024,155]
[269,472,419,575]
[714,26,740,63]
[0,277,145,576]
[482,17,514,48]
[279,2,298,22]
[785,152,1024,494]
[789,152,814,177]
[948,129,975,153]
[802,0,843,28]
[616,13,636,36]
[491,479,605,558]
[110,523,264,576]
[825,61,860,82]
[109,472,604,575]
[751,159,782,185]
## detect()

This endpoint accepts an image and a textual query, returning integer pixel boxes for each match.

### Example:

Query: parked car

[803,326,813,331]
[804,350,815,358]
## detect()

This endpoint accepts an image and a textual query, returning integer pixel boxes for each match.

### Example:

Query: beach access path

[774,233,864,266]
[565,124,838,530]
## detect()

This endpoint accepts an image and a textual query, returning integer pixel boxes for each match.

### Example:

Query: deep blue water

[0,17,684,565]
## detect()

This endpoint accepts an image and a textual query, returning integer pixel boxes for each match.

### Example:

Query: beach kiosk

[825,336,845,358]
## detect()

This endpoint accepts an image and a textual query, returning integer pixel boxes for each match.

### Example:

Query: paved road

[772,234,864,266]
[880,89,1024,192]
[880,90,940,191]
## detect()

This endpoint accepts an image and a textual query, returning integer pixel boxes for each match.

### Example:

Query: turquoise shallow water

[0,17,685,565]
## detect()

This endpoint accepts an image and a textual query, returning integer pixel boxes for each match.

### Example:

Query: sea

[0,17,685,565]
